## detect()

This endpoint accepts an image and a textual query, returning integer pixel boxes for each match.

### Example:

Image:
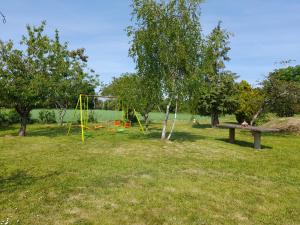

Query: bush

[7,110,20,124]
[235,81,264,124]
[39,110,56,124]
[0,110,9,127]
[0,109,21,127]
[88,111,97,123]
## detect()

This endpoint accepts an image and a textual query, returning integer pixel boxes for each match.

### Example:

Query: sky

[1,0,299,85]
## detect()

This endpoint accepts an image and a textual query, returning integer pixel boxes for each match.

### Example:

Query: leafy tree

[48,30,98,125]
[190,22,237,127]
[102,73,161,130]
[128,0,202,140]
[252,66,300,121]
[234,81,264,125]
[269,65,300,82]
[0,22,97,135]
[262,75,300,117]
[0,22,52,136]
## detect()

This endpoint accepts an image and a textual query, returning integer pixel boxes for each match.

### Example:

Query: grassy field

[0,116,300,225]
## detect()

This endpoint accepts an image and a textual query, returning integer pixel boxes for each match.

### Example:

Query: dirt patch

[262,117,300,133]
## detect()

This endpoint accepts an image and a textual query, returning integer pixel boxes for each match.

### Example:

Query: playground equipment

[67,94,145,143]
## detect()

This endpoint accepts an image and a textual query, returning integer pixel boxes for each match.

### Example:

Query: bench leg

[229,128,235,143]
[253,132,261,150]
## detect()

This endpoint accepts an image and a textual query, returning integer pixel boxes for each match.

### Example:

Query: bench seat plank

[217,124,279,133]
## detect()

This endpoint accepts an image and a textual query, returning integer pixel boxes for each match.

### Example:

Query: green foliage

[235,80,264,124]
[0,110,8,126]
[48,30,99,111]
[88,111,97,123]
[102,73,161,124]
[269,65,300,82]
[0,21,98,135]
[263,70,300,117]
[0,109,20,127]
[128,0,203,137]
[189,22,238,126]
[38,110,56,124]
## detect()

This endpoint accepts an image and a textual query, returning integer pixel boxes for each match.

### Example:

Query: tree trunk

[251,107,264,126]
[144,113,149,132]
[251,99,269,126]
[58,108,67,126]
[16,107,31,137]
[211,112,219,128]
[161,100,172,140]
[167,98,178,140]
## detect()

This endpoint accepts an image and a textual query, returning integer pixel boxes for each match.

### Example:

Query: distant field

[29,109,208,123]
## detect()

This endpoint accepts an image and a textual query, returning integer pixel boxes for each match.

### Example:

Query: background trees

[102,73,161,130]
[0,22,98,136]
[262,66,300,117]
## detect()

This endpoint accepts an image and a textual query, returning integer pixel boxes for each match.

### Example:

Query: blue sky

[1,0,299,85]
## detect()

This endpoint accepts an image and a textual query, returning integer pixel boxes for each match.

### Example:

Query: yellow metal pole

[134,109,145,134]
[80,94,85,143]
[85,96,89,127]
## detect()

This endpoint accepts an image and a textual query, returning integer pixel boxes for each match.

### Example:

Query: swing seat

[114,120,121,126]
[124,121,131,128]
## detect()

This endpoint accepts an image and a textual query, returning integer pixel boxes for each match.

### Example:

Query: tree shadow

[192,124,212,129]
[28,126,79,137]
[128,131,207,143]
[0,125,19,137]
[0,170,60,192]
[216,138,272,150]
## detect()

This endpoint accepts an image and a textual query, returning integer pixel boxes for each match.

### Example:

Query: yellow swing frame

[67,94,145,143]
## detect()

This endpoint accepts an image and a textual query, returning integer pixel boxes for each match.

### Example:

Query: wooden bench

[217,124,279,150]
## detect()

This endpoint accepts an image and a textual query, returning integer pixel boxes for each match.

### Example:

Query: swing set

[67,94,145,143]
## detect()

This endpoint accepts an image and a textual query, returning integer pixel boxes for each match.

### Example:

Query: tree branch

[0,11,6,24]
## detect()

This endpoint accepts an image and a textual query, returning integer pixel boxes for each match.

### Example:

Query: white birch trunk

[167,98,178,140]
[161,100,172,140]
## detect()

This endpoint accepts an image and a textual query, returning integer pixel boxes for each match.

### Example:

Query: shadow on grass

[29,126,80,137]
[216,138,272,150]
[192,124,212,129]
[128,131,207,143]
[0,170,60,192]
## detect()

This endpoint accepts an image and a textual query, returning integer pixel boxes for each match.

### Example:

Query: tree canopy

[189,22,238,127]
[0,21,98,135]
[128,0,203,139]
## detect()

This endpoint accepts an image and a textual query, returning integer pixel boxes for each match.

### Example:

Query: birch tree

[128,0,202,140]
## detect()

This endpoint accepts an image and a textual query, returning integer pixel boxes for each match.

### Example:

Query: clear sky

[1,0,299,85]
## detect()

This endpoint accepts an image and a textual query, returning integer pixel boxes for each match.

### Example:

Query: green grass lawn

[0,117,299,225]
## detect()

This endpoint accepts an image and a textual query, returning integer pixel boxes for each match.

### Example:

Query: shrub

[39,110,56,124]
[7,110,20,124]
[88,111,97,123]
[235,81,264,124]
[0,110,8,127]
[0,109,22,126]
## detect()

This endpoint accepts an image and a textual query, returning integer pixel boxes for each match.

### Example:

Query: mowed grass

[0,117,300,225]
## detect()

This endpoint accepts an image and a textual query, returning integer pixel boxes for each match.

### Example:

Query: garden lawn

[0,119,299,225]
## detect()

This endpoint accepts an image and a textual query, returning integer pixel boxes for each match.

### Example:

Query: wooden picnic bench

[217,124,280,150]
